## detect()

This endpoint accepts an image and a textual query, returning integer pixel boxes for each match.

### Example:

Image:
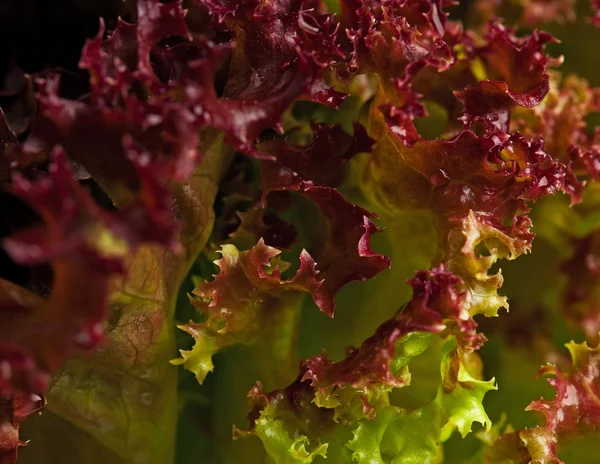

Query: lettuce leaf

[238,266,495,463]
[3,0,600,463]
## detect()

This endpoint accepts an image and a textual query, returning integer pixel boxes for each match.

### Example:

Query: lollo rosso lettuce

[1,0,600,463]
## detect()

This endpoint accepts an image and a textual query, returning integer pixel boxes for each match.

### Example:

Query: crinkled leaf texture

[1,132,233,464]
[237,266,496,463]
[2,0,600,463]
[1,0,387,459]
[485,338,600,464]
[173,239,320,385]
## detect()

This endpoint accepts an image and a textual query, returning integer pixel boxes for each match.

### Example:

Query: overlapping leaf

[174,239,321,384]
[238,266,495,463]
[486,339,600,463]
[2,0,600,463]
